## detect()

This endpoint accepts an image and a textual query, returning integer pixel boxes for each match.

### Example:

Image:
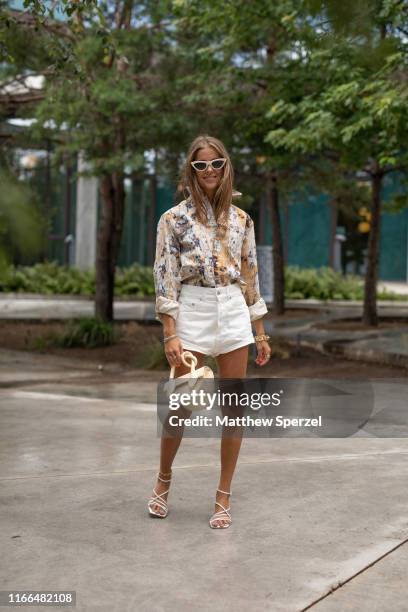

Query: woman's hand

[164,336,183,368]
[255,340,272,366]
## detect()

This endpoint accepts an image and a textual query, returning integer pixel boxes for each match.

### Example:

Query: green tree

[266,1,408,325]
[2,0,240,319]
[1,0,203,320]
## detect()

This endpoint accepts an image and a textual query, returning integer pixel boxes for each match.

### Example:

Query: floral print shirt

[153,192,268,324]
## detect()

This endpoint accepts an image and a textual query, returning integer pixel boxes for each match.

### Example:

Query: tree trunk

[147,172,157,266]
[283,199,289,265]
[362,168,383,326]
[64,153,72,265]
[328,200,338,269]
[41,139,52,263]
[258,190,266,245]
[266,170,285,315]
[95,170,125,322]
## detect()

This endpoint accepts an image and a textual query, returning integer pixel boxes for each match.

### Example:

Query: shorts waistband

[180,282,242,299]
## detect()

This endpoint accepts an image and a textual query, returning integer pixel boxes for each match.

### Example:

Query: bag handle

[169,351,198,379]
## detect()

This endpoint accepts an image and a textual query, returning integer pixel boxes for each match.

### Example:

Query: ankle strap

[158,471,172,483]
[217,488,231,496]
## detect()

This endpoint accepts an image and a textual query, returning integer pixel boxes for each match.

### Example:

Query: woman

[148,134,271,529]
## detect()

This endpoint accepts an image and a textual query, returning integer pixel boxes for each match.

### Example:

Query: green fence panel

[379,209,407,280]
[156,182,177,222]
[378,173,408,281]
[118,179,142,267]
[19,156,77,266]
[118,178,176,267]
[286,192,331,268]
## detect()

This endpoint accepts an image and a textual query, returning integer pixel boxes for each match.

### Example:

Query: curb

[285,336,408,371]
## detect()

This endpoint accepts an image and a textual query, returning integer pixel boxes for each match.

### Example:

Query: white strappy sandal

[147,471,172,518]
[209,488,232,529]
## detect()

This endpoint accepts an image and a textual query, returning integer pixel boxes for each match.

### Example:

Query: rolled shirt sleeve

[240,214,268,321]
[153,213,182,324]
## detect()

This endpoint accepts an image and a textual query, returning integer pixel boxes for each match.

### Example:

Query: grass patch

[55,317,117,348]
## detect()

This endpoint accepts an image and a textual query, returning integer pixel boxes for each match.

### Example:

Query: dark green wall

[379,209,407,280]
[118,178,176,267]
[285,192,331,268]
[378,173,408,281]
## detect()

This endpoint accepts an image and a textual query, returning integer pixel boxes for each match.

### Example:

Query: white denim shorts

[175,282,255,357]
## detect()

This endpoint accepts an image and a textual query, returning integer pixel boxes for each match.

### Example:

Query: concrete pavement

[0,293,155,321]
[0,292,407,322]
[262,310,408,370]
[378,281,408,296]
[0,349,407,611]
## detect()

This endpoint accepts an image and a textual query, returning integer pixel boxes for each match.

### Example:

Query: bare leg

[149,349,206,516]
[211,344,249,527]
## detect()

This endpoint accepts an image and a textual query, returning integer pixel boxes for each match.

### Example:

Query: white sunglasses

[191,158,227,172]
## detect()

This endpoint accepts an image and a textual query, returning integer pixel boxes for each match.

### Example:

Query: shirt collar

[188,190,242,226]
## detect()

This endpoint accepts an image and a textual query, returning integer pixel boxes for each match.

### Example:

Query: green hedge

[0,261,406,301]
[0,261,155,297]
[285,266,364,300]
[285,266,408,301]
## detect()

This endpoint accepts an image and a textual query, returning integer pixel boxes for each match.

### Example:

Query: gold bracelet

[254,334,270,342]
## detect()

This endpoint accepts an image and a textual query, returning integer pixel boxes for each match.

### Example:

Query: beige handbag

[164,351,215,412]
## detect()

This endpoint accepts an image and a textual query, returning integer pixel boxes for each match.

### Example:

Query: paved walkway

[262,309,408,370]
[0,290,407,322]
[0,349,407,611]
[0,293,155,321]
[378,281,408,296]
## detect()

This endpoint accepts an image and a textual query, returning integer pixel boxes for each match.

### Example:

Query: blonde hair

[178,134,235,228]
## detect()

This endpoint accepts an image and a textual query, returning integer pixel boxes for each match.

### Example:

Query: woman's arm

[159,313,176,338]
[153,213,182,325]
[253,317,266,336]
[153,213,184,367]
[240,213,271,365]
[240,214,268,322]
